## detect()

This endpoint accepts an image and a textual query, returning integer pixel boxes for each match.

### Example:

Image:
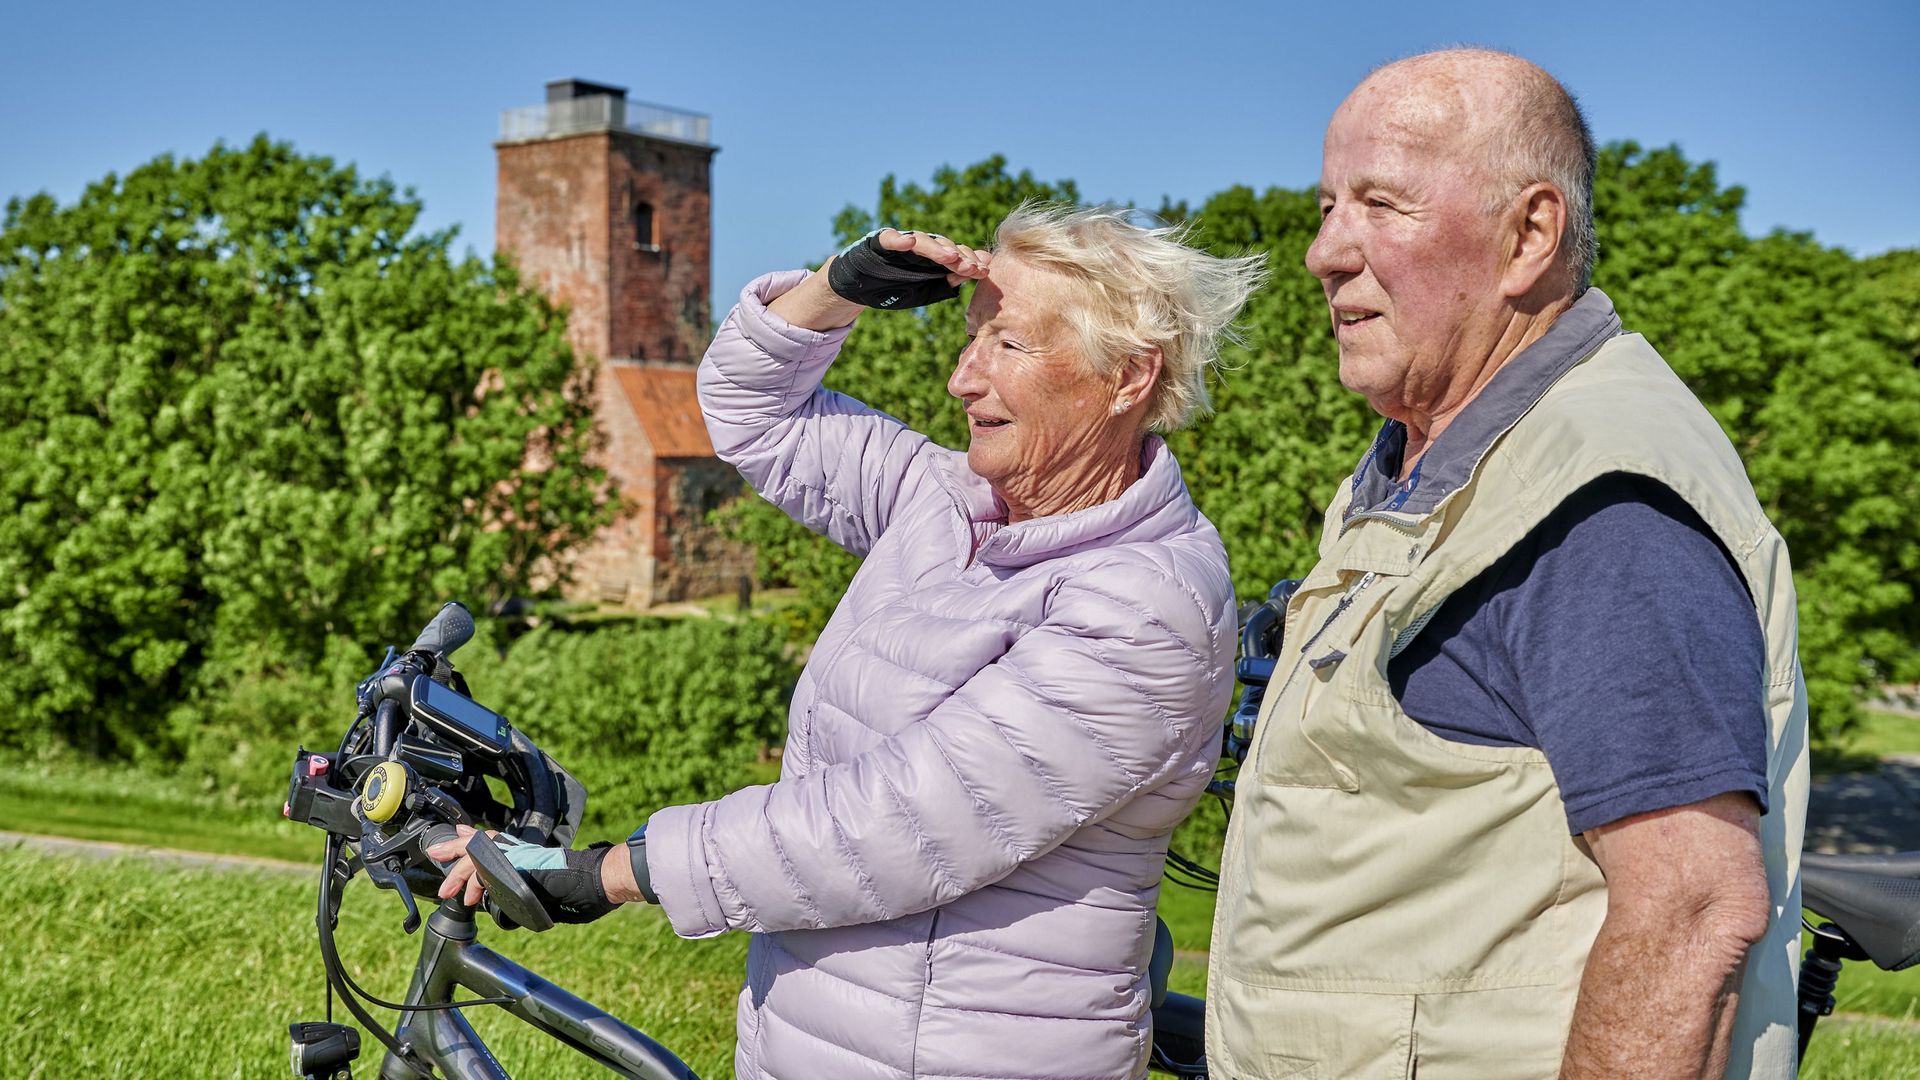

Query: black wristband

[826,231,963,310]
[627,830,658,905]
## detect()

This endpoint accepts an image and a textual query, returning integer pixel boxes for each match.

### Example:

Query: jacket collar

[936,436,1192,570]
[1345,288,1623,524]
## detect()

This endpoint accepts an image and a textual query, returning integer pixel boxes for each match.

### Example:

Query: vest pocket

[1210,979,1413,1079]
[1409,987,1573,1079]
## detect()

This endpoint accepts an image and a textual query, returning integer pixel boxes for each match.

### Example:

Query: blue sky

[5,1,1916,309]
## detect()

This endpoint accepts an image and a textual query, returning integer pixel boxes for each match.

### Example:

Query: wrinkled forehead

[1330,57,1529,188]
[1333,67,1479,157]
[966,254,1071,335]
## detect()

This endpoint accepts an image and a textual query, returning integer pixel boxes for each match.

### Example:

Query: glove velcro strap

[498,836,618,924]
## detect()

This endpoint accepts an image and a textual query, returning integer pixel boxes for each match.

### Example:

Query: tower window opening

[633,200,659,252]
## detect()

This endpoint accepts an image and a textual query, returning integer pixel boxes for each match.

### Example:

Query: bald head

[1347,49,1597,293]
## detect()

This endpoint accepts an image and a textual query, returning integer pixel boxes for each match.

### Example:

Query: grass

[5,842,1913,1079]
[0,845,746,1079]
[1802,1016,1920,1078]
[5,701,1919,1075]
[1818,937,1920,1021]
[1813,706,1920,772]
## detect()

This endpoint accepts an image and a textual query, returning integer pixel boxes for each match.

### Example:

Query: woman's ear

[1113,347,1163,416]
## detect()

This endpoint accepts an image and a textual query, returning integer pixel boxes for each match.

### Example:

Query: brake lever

[361,857,424,934]
[354,784,468,934]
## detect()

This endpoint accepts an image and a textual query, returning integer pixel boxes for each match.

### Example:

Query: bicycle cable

[1163,849,1219,891]
[313,835,516,1080]
[319,842,515,1014]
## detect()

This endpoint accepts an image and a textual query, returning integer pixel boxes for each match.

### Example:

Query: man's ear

[1116,346,1164,415]
[1503,182,1569,299]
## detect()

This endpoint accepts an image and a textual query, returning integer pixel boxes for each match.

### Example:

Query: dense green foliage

[144,611,797,840]
[0,138,609,759]
[724,150,1920,743]
[461,616,798,835]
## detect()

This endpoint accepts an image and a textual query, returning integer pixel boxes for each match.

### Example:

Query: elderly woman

[439,204,1264,1079]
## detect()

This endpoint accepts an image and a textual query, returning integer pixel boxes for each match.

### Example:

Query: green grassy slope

[0,846,745,1078]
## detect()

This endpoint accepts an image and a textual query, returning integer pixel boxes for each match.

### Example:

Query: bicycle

[283,601,1920,1078]
[284,602,1207,1078]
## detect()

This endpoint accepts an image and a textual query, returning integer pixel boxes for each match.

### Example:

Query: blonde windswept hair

[991,201,1269,432]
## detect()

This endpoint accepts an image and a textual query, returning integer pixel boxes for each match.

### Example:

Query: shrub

[459,616,797,837]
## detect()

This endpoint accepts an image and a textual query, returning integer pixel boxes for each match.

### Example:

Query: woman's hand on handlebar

[426,824,640,923]
[427,824,498,906]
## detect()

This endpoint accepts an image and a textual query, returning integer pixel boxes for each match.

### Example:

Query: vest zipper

[1252,570,1381,766]
[1297,571,1379,657]
[1339,509,1423,537]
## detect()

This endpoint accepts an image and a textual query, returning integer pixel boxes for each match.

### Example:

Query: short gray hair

[992,202,1269,432]
[1489,67,1597,293]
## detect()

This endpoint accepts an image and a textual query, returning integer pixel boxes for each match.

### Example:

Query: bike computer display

[409,677,512,756]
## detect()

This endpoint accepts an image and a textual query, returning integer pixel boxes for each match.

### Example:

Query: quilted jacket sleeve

[698,269,949,558]
[644,570,1231,938]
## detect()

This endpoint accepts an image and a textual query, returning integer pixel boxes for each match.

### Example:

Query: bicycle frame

[377,901,697,1080]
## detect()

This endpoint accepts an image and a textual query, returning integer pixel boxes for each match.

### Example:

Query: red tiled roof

[613,365,715,458]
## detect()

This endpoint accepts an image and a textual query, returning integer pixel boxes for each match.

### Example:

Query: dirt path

[0,829,314,875]
[1808,755,1920,854]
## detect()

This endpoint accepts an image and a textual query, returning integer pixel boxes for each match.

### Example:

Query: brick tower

[496,80,751,607]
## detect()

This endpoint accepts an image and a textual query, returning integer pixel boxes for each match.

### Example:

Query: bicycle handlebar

[408,601,475,658]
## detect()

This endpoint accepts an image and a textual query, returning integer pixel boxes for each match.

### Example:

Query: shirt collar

[1345,288,1623,521]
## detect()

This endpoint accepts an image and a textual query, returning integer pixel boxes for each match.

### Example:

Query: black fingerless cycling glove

[826,230,962,310]
[499,835,621,924]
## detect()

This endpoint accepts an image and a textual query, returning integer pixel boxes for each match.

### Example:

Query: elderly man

[1208,50,1807,1079]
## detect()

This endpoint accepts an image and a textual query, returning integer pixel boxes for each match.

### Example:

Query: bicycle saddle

[1802,851,1920,971]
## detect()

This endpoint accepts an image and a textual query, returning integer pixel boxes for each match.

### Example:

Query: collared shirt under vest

[1206,289,1810,1080]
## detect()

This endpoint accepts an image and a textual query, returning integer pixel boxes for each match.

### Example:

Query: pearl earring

[1112,399,1130,414]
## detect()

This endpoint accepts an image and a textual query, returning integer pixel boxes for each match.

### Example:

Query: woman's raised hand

[770,227,989,332]
[871,228,991,286]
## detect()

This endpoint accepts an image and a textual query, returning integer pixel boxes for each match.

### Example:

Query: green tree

[0,137,609,758]
[1159,185,1370,598]
[1592,143,1920,734]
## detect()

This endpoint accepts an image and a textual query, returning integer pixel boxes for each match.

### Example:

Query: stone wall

[553,362,658,606]
[654,457,754,602]
[606,135,715,366]
[496,134,613,362]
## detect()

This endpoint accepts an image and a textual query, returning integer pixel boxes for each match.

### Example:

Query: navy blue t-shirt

[1386,472,1770,835]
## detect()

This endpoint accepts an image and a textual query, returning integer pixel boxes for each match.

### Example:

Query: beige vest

[1206,333,1809,1079]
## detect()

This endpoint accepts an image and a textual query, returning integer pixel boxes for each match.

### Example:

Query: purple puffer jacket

[644,271,1235,1080]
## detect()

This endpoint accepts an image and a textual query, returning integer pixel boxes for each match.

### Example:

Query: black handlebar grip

[408,602,475,659]
[420,822,465,875]
[419,822,524,931]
